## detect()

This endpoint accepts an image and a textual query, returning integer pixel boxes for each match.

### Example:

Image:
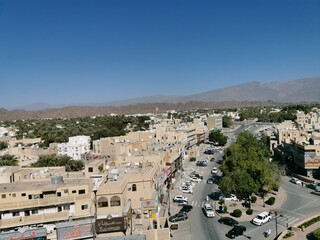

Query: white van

[203,203,215,217]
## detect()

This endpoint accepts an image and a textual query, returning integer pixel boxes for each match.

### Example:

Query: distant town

[1,104,320,240]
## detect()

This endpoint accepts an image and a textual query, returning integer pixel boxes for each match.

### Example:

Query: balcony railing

[0,194,91,211]
[0,211,69,229]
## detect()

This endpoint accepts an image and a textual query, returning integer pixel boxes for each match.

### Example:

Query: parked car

[251,211,272,226]
[190,177,201,183]
[290,177,302,185]
[204,149,214,155]
[219,193,239,202]
[173,195,188,202]
[194,173,203,179]
[181,181,193,188]
[169,212,188,222]
[179,205,193,213]
[211,167,218,174]
[226,225,246,239]
[207,178,214,184]
[218,217,239,226]
[175,199,188,206]
[182,186,193,194]
[196,160,207,167]
[307,183,320,192]
[203,203,215,217]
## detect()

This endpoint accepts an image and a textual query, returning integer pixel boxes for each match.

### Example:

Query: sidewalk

[215,186,287,223]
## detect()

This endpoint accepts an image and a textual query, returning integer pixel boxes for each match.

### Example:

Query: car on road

[251,211,272,226]
[218,217,239,226]
[211,167,218,174]
[169,212,188,222]
[179,205,193,213]
[203,203,215,217]
[173,195,188,202]
[207,178,214,184]
[307,183,320,192]
[219,193,239,202]
[290,177,302,185]
[226,225,246,239]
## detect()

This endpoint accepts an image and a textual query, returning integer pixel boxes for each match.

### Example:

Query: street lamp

[93,189,97,240]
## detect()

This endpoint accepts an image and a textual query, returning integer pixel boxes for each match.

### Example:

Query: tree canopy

[209,130,228,146]
[220,131,280,201]
[31,154,84,172]
[0,154,18,166]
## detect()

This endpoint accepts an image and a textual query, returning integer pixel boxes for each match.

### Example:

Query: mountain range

[1,76,319,120]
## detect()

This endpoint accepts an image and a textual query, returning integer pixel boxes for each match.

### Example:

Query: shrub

[283,231,295,239]
[190,157,196,162]
[312,228,320,240]
[266,197,276,205]
[246,208,253,215]
[299,216,320,229]
[231,209,242,218]
[273,185,279,192]
[219,199,225,205]
[251,196,257,203]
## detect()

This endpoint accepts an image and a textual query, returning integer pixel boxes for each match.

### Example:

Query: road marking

[285,189,316,200]
[294,198,318,212]
[278,208,305,217]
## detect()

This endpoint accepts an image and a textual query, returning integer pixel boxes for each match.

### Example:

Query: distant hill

[1,76,320,120]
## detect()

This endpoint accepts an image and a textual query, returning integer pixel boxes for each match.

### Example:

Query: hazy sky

[1,0,319,109]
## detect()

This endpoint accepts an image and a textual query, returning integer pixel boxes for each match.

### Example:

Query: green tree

[222,116,233,128]
[0,154,18,166]
[220,131,280,205]
[31,154,84,172]
[209,130,228,146]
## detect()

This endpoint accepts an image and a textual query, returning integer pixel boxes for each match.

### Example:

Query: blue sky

[0,0,319,109]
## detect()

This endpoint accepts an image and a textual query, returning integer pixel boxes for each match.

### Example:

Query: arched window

[132,184,137,192]
[110,196,121,207]
[98,197,108,208]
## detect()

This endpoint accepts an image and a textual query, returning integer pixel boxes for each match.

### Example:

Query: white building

[57,136,91,160]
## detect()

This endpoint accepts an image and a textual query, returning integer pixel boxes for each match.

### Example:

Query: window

[22,193,26,197]
[110,196,121,207]
[57,192,61,197]
[72,190,76,194]
[12,193,16,197]
[98,197,108,208]
[31,209,38,214]
[81,204,88,210]
[88,167,93,173]
[1,194,6,199]
[13,212,20,217]
[63,205,70,211]
[78,189,85,195]
[132,184,137,192]
[64,189,69,194]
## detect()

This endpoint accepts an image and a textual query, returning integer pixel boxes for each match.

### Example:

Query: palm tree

[0,154,19,166]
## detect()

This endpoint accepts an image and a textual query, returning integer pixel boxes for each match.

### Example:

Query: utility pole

[93,189,97,240]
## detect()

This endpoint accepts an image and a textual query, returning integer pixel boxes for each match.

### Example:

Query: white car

[211,167,218,174]
[252,211,272,226]
[290,177,302,185]
[219,193,239,202]
[173,195,188,202]
[203,203,215,217]
[190,177,201,183]
[182,187,193,194]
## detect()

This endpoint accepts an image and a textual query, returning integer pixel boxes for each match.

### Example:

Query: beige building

[296,111,320,130]
[0,176,93,231]
[207,114,223,130]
